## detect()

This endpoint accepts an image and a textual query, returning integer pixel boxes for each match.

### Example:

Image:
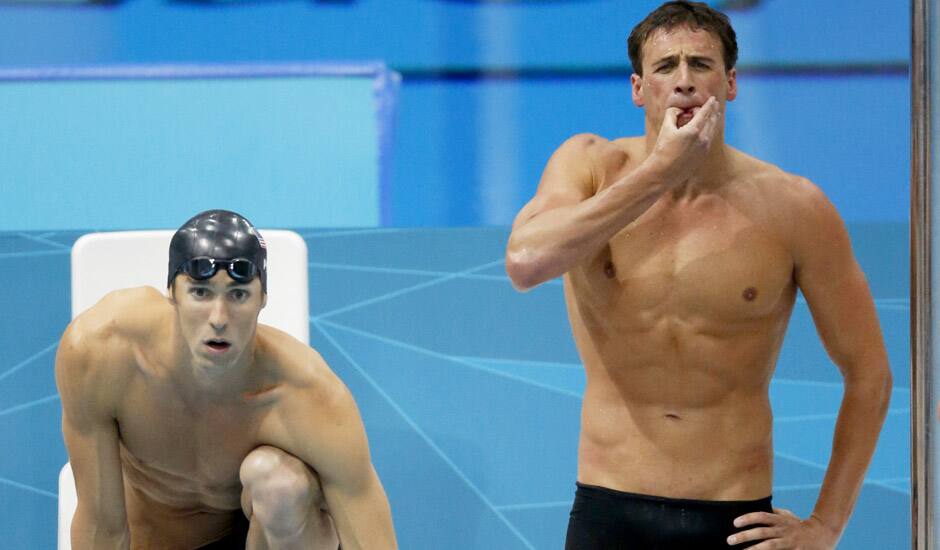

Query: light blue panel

[770,381,843,418]
[774,412,909,482]
[460,358,585,397]
[0,0,907,69]
[0,226,914,548]
[503,506,572,550]
[0,73,380,230]
[321,322,581,507]
[308,322,534,550]
[773,455,825,489]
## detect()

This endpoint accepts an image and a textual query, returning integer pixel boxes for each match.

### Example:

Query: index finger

[733,511,780,528]
[683,96,719,131]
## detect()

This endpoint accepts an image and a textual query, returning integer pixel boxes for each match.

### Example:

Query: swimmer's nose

[208,300,228,332]
[674,64,695,95]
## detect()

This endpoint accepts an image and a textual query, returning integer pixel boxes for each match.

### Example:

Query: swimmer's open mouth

[205,339,231,352]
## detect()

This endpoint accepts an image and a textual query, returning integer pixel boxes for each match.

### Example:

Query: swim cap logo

[250,227,267,250]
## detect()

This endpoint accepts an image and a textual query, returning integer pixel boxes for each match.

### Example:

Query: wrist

[808,513,842,538]
[632,157,672,191]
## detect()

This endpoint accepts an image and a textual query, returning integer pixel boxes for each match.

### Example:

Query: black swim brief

[197,513,250,550]
[565,482,773,550]
[195,514,342,550]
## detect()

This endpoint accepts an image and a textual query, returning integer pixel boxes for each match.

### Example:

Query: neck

[171,325,259,405]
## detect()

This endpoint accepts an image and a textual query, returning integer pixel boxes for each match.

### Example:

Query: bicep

[793,188,888,376]
[511,135,598,230]
[299,386,395,548]
[56,331,129,533]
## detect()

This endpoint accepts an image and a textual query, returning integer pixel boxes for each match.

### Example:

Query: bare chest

[571,195,795,327]
[116,381,273,506]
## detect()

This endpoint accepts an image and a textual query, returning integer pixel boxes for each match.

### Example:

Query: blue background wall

[0,68,390,230]
[0,0,910,225]
[0,1,912,548]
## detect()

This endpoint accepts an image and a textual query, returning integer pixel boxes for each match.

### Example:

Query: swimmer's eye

[229,288,250,303]
[189,287,212,299]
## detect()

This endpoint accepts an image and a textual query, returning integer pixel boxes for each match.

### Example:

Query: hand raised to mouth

[644,96,722,186]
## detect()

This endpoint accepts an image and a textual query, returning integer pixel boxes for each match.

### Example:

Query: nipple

[742,287,758,302]
[604,261,616,279]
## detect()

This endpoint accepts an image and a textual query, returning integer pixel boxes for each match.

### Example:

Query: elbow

[505,248,545,292]
[878,365,894,411]
[851,361,894,415]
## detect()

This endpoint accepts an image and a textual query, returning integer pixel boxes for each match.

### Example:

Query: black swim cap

[167,210,267,292]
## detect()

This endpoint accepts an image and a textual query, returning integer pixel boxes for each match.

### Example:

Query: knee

[240,446,322,532]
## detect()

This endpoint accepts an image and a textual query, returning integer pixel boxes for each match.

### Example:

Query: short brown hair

[628,1,738,76]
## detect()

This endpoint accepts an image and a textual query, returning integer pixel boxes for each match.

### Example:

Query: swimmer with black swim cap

[57,210,397,549]
[168,209,268,293]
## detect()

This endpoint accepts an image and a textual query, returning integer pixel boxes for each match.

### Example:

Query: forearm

[811,367,892,536]
[506,161,667,290]
[71,508,131,550]
[325,472,397,550]
[331,498,397,550]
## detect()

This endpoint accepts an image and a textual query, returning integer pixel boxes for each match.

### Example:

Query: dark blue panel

[0,486,57,550]
[394,74,909,225]
[0,246,70,371]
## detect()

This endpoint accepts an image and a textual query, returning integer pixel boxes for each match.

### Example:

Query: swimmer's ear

[726,68,738,102]
[630,73,645,107]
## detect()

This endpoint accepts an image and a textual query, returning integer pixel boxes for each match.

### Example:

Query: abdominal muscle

[577,377,775,501]
[120,446,246,548]
[568,289,788,501]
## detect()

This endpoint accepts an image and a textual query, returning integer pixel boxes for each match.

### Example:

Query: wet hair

[628,1,738,76]
[167,209,267,293]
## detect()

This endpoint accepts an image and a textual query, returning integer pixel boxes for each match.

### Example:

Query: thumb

[662,107,681,131]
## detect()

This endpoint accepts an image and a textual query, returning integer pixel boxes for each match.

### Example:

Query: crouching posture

[57,210,397,549]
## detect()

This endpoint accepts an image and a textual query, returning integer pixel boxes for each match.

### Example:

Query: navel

[742,286,758,302]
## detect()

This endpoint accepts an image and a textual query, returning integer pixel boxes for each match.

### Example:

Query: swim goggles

[176,257,259,284]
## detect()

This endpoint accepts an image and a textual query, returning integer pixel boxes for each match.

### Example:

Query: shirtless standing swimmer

[505,2,892,548]
[56,210,397,549]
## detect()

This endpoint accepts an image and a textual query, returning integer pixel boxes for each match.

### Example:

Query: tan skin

[56,272,397,549]
[506,27,892,549]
